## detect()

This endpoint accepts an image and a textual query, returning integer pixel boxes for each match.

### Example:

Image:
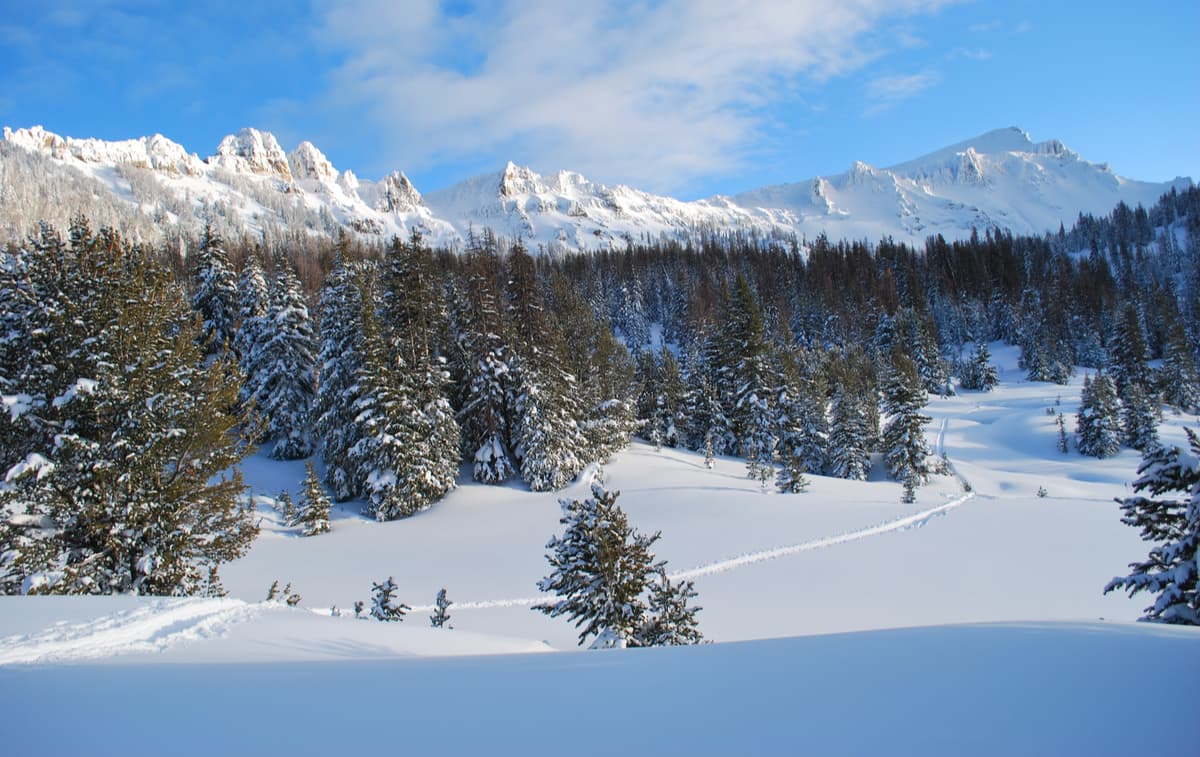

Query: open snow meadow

[3,344,1198,754]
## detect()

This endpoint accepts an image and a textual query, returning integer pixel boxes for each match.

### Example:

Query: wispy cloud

[949,47,993,61]
[305,0,954,193]
[863,70,941,115]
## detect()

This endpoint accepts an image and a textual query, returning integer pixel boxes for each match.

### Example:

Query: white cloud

[863,70,941,115]
[307,0,953,192]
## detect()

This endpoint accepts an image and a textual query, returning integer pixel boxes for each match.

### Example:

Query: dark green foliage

[959,342,999,392]
[882,352,931,489]
[370,576,410,621]
[299,461,332,537]
[634,566,704,647]
[0,221,257,595]
[190,224,239,356]
[1075,373,1121,458]
[1105,428,1200,625]
[1122,382,1159,452]
[315,255,368,500]
[430,587,452,628]
[534,483,661,648]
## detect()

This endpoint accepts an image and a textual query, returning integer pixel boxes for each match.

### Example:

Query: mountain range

[1,124,1191,251]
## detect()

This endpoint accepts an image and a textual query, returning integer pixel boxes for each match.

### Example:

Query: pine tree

[1075,373,1121,458]
[315,256,369,500]
[299,461,332,537]
[726,276,778,485]
[1159,323,1200,413]
[633,566,704,646]
[959,342,999,392]
[349,303,426,521]
[1104,428,1200,625]
[827,386,872,480]
[0,223,257,595]
[1056,412,1070,453]
[234,254,269,364]
[452,248,516,484]
[242,262,317,460]
[534,483,660,647]
[190,224,239,356]
[882,352,931,491]
[370,576,410,621]
[504,244,586,491]
[1122,381,1159,452]
[430,587,452,628]
[1109,301,1149,401]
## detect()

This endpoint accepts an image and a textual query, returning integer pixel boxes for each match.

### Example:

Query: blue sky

[1,1,1195,199]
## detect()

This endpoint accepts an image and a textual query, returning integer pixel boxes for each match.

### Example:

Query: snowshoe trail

[0,598,261,665]
[425,490,977,613]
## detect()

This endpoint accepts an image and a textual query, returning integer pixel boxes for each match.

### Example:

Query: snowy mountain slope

[735,127,1192,243]
[1,124,1191,250]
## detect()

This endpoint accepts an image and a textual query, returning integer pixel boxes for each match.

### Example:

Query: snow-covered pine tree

[827,385,872,480]
[1122,381,1160,452]
[1159,323,1200,413]
[314,256,369,500]
[505,243,586,491]
[452,246,516,484]
[1075,372,1121,458]
[234,253,269,364]
[299,461,332,537]
[430,588,452,628]
[1057,412,1070,453]
[959,342,999,391]
[1109,301,1149,402]
[633,566,704,647]
[349,302,422,520]
[370,576,410,621]
[882,351,931,491]
[726,276,778,485]
[1104,428,1200,625]
[683,335,734,459]
[775,352,827,490]
[0,222,257,595]
[190,223,239,357]
[242,261,317,459]
[534,482,661,647]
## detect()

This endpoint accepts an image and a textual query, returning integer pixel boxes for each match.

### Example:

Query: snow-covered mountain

[0,124,1191,250]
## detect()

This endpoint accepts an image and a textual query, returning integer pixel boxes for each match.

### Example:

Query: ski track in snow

[0,598,261,665]
[422,489,976,612]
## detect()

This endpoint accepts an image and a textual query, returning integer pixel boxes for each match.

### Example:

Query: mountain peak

[499,161,543,197]
[289,141,337,184]
[208,128,292,182]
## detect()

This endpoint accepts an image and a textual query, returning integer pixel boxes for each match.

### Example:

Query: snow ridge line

[425,491,977,612]
[0,598,260,665]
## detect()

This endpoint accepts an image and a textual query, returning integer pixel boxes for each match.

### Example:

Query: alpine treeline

[2,184,1199,594]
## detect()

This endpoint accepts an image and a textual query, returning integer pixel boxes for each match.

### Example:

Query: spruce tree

[505,243,586,491]
[314,257,369,500]
[452,248,516,484]
[882,352,931,491]
[242,262,318,460]
[1104,428,1200,625]
[190,223,239,357]
[234,254,269,364]
[960,342,999,392]
[534,483,660,647]
[633,566,704,646]
[828,386,872,480]
[299,461,332,537]
[1159,323,1200,413]
[430,587,453,628]
[1109,301,1149,401]
[0,223,257,595]
[370,576,410,621]
[1122,381,1160,452]
[1075,373,1121,458]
